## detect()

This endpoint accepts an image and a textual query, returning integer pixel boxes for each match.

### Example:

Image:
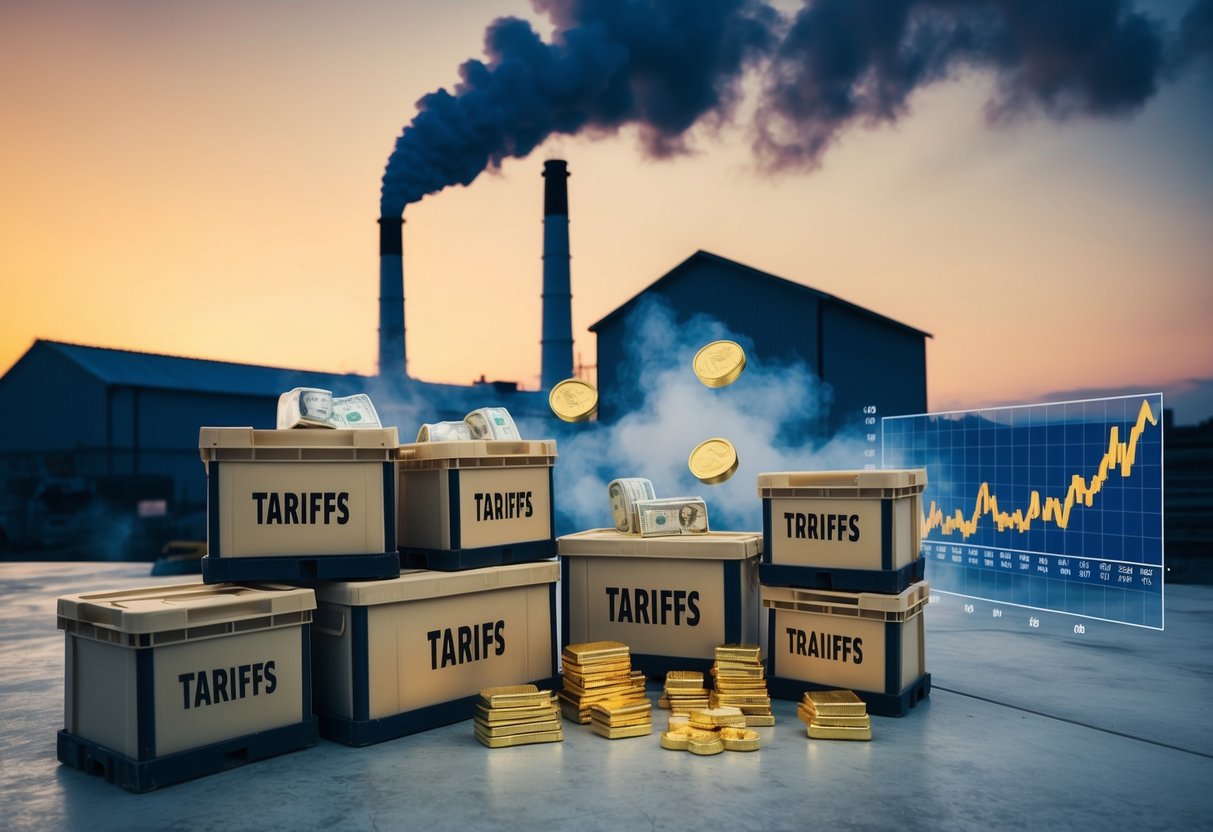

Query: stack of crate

[202,429,561,747]
[55,426,564,791]
[311,434,561,746]
[56,425,406,792]
[756,469,931,717]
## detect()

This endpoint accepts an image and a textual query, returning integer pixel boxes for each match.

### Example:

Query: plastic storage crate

[558,529,763,676]
[759,469,927,593]
[396,439,557,570]
[762,580,930,716]
[56,581,317,792]
[310,560,559,746]
[199,427,400,583]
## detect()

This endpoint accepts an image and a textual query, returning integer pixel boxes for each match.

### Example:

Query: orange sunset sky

[2,1,1212,423]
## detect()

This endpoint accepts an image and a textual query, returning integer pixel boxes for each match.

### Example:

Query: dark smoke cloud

[1180,0,1213,62]
[382,0,1208,213]
[755,0,1170,167]
[380,0,777,214]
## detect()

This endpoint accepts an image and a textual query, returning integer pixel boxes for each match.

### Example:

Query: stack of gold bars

[558,641,647,724]
[473,684,563,748]
[660,706,760,756]
[710,644,775,727]
[797,689,872,741]
[658,670,711,714]
[589,699,653,739]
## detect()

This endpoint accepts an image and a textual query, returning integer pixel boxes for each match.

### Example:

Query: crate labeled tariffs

[57,581,317,792]
[396,439,556,570]
[558,529,763,676]
[759,469,927,593]
[763,580,930,717]
[199,427,400,583]
[310,560,558,746]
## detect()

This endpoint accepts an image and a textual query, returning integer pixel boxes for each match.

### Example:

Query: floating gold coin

[548,378,599,422]
[693,340,746,388]
[688,438,739,484]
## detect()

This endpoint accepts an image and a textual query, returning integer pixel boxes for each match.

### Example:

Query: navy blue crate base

[57,718,318,793]
[399,539,556,571]
[768,672,931,717]
[759,558,925,594]
[202,552,399,583]
[319,675,560,747]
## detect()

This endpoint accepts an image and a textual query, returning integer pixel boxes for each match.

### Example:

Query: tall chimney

[541,159,573,389]
[378,216,406,378]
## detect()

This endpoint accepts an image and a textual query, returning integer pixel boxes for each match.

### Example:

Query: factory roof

[21,340,362,398]
[6,340,548,418]
[589,250,931,338]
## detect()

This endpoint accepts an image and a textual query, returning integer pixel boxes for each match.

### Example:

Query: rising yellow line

[921,399,1158,539]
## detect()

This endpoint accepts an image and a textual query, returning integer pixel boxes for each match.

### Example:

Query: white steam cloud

[519,296,870,534]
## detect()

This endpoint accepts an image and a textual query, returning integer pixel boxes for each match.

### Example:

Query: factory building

[590,251,930,429]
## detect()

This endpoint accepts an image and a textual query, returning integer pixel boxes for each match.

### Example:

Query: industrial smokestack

[378,216,406,378]
[541,160,573,390]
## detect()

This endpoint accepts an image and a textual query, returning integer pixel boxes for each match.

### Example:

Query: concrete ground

[2,562,1210,832]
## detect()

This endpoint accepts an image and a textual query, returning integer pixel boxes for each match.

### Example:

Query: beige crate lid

[557,529,762,560]
[199,427,400,463]
[757,468,926,499]
[396,439,557,469]
[312,559,560,606]
[761,580,929,622]
[57,581,316,635]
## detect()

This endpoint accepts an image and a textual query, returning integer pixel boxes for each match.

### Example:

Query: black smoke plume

[380,0,778,215]
[381,0,1208,213]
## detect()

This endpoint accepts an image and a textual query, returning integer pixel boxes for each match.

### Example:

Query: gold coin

[548,378,598,422]
[693,340,746,388]
[688,438,739,484]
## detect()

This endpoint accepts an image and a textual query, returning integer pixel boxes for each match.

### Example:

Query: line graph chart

[882,394,1164,629]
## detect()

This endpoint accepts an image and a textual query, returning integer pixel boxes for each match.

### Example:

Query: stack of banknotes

[608,477,709,538]
[656,670,711,714]
[473,684,563,748]
[277,388,382,430]
[797,689,872,741]
[416,406,521,442]
[710,644,775,728]
[557,641,648,725]
[659,706,760,756]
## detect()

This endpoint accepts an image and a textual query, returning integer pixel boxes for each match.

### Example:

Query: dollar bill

[276,388,382,430]
[464,407,521,440]
[608,477,656,534]
[331,394,381,428]
[417,421,475,442]
[635,497,709,537]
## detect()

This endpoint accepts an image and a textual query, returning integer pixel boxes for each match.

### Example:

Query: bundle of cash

[557,641,646,724]
[608,477,656,534]
[473,684,563,748]
[589,698,653,740]
[464,407,521,440]
[277,388,383,430]
[416,421,474,442]
[710,644,775,728]
[635,497,710,537]
[797,689,872,741]
[658,670,711,715]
